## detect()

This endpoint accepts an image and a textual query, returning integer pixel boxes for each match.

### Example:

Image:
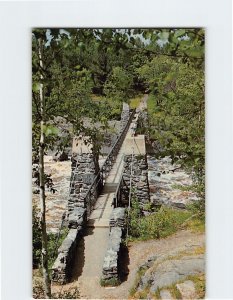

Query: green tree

[103,66,133,102]
[138,55,205,203]
[32,28,96,298]
[32,28,123,297]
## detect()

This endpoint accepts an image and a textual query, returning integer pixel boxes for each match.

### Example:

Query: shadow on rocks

[118,244,130,283]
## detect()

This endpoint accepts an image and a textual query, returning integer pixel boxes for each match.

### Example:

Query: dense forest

[32,28,205,298]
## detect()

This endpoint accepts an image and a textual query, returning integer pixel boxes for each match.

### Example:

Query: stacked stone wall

[68,152,100,216]
[123,154,150,210]
[101,208,126,284]
[52,151,100,284]
[51,227,83,284]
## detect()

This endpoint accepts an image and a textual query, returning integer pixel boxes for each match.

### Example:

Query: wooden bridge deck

[87,141,125,228]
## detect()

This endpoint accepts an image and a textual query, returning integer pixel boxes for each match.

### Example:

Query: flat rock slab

[176,280,197,299]
[148,255,204,292]
[160,289,174,300]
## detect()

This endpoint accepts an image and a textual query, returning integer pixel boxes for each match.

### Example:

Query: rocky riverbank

[32,154,199,233]
[148,155,199,209]
[131,233,205,299]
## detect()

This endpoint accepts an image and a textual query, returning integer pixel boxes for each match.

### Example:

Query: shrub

[100,277,120,287]
[47,227,69,270]
[128,198,192,241]
[129,96,142,109]
[103,66,134,102]
[187,198,205,220]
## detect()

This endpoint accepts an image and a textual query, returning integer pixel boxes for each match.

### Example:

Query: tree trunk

[38,37,51,299]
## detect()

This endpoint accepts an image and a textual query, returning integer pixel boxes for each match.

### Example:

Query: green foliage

[187,274,205,299]
[139,54,205,207]
[128,198,192,241]
[187,199,205,219]
[100,277,120,287]
[128,195,142,238]
[104,66,134,102]
[42,124,59,137]
[32,28,205,162]
[141,28,205,62]
[32,29,99,158]
[47,228,69,271]
[147,93,157,116]
[96,96,122,120]
[186,218,205,233]
[129,95,142,109]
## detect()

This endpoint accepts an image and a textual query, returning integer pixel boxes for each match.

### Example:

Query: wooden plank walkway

[87,142,126,228]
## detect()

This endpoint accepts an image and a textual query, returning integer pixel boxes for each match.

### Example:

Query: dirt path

[52,229,204,299]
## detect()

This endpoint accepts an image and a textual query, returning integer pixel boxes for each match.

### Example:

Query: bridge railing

[85,109,135,217]
[112,172,129,208]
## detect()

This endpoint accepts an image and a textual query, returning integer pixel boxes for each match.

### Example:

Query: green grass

[169,283,183,299]
[150,273,205,299]
[48,227,69,270]
[151,284,182,300]
[129,95,142,109]
[129,267,148,297]
[91,94,104,101]
[153,288,161,299]
[128,206,192,242]
[187,274,205,299]
[100,277,120,287]
[185,218,205,233]
[136,288,150,299]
